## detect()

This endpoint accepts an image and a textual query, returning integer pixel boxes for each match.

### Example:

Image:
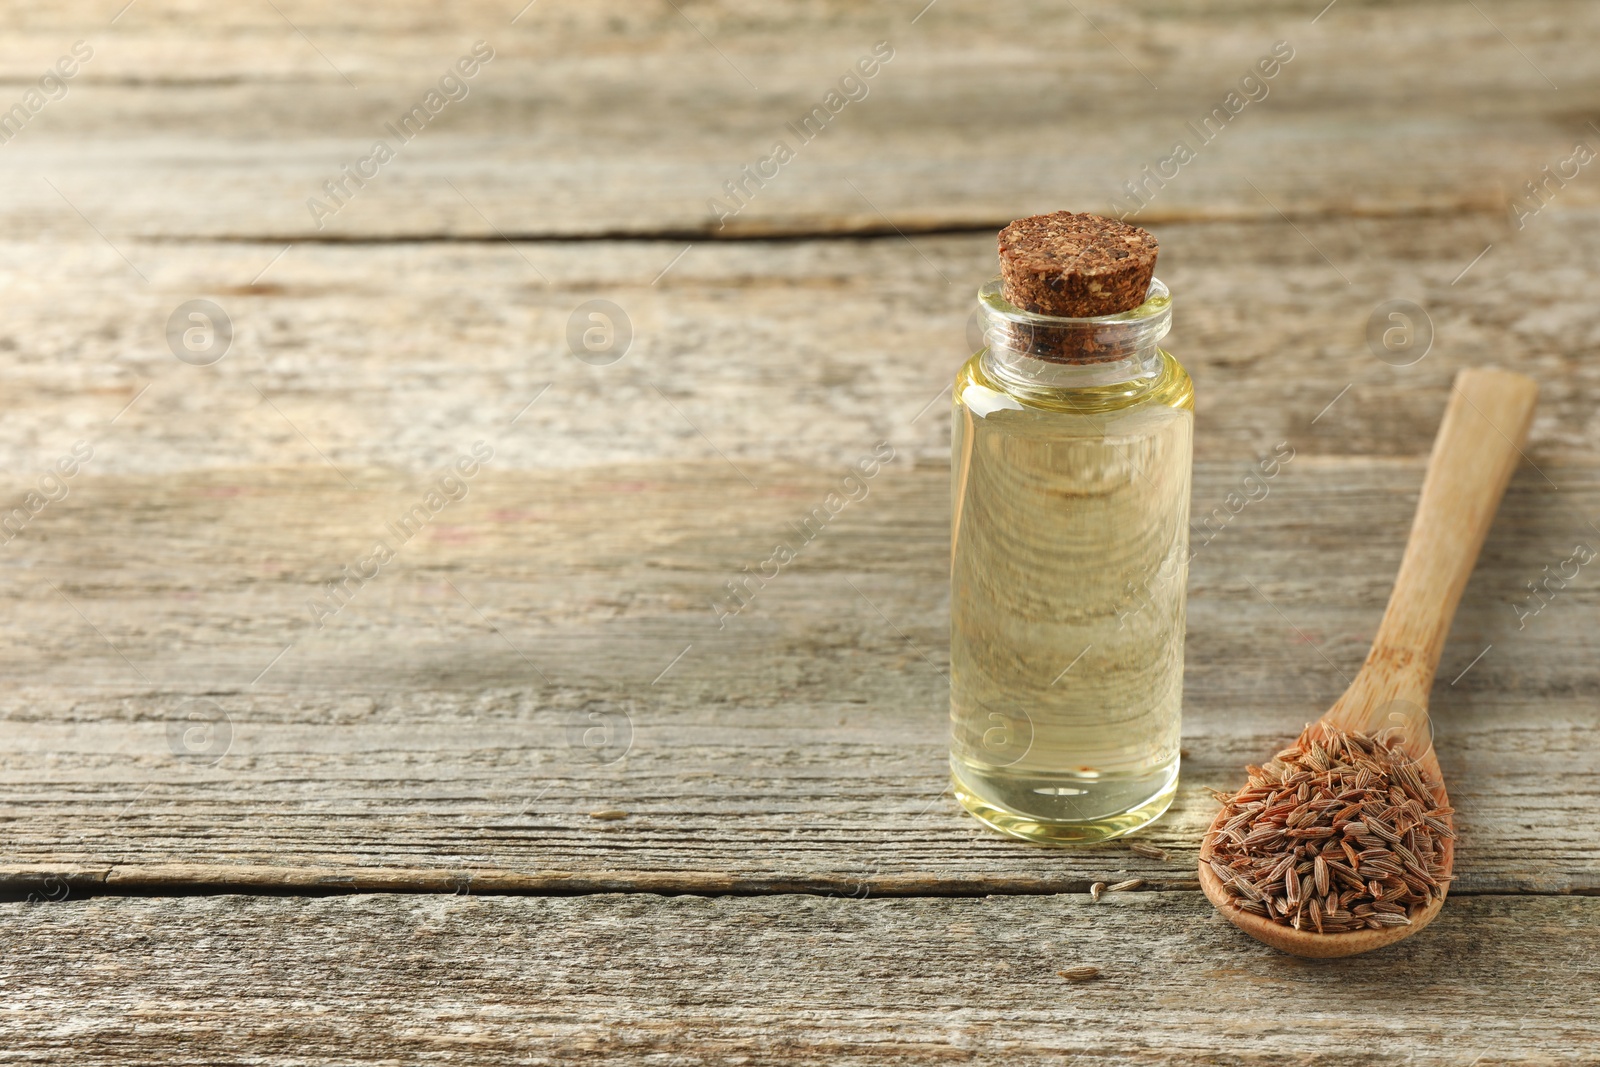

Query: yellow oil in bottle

[950,281,1193,844]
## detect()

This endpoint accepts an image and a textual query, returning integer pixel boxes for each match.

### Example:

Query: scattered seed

[1057,966,1101,982]
[589,809,629,821]
[1106,879,1144,893]
[1203,725,1450,934]
[1089,881,1106,903]
[1129,843,1170,862]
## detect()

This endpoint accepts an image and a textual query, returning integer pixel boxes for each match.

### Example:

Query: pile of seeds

[1204,725,1453,934]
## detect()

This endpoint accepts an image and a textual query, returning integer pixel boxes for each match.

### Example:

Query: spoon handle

[1351,368,1538,716]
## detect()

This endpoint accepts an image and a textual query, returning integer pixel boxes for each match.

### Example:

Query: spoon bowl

[1200,368,1536,957]
[1199,749,1454,958]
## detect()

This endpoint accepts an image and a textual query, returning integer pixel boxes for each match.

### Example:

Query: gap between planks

[0,864,1193,900]
[3,864,1594,902]
[131,195,1516,247]
[134,200,1511,247]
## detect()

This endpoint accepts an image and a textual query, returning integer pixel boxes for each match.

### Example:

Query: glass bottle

[949,277,1193,844]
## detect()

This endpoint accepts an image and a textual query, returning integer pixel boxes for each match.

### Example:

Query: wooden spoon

[1199,367,1539,957]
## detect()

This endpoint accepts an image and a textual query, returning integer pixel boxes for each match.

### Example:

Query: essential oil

[950,212,1194,844]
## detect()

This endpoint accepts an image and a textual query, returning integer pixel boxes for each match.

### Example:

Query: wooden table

[3,2,1598,1062]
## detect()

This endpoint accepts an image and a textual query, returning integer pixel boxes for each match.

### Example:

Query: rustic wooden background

[2,1,1598,1063]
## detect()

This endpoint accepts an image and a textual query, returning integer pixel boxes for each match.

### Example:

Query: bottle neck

[976,277,1171,396]
[982,342,1167,395]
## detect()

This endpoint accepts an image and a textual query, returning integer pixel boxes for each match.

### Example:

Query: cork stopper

[998,211,1159,318]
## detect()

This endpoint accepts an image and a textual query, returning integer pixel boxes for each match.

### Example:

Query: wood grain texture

[0,457,1594,896]
[1331,368,1539,735]
[1,1,1598,1058]
[3,217,1598,900]
[4,212,1600,483]
[0,2,1595,238]
[2,892,1597,1065]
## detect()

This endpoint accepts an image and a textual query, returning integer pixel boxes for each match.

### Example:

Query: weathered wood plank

[0,7,1592,1057]
[2,892,1595,1064]
[0,455,1594,895]
[2,214,1599,479]
[0,2,1595,237]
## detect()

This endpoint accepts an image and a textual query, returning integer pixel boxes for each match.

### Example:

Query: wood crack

[2,864,1590,901]
[135,199,1514,246]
